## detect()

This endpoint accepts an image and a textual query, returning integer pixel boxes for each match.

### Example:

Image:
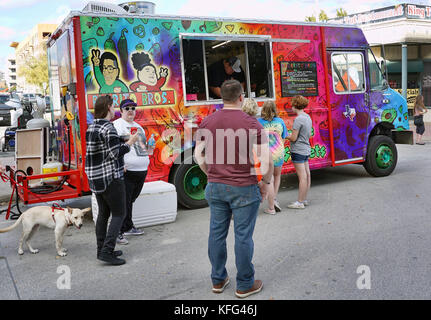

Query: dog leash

[1,172,65,220]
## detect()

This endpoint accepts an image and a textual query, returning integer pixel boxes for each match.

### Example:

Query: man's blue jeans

[205,182,262,291]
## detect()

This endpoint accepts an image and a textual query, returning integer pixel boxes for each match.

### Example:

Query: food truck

[9,1,412,210]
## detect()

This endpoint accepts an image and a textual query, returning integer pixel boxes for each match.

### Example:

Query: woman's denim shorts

[291,153,309,163]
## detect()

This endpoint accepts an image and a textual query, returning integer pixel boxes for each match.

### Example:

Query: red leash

[1,172,63,220]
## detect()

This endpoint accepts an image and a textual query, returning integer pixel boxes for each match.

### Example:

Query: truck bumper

[392,130,413,145]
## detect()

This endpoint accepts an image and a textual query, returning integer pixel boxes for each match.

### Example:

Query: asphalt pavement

[0,142,430,301]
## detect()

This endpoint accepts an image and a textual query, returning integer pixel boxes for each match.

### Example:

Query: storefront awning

[386,60,424,74]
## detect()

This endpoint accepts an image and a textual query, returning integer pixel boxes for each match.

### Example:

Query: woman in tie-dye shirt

[258,101,288,214]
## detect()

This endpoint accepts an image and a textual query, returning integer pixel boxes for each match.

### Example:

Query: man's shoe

[235,280,263,298]
[212,277,230,293]
[97,250,122,258]
[116,233,129,245]
[123,227,144,236]
[97,252,126,266]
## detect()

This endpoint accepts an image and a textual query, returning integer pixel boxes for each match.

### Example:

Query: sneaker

[116,234,129,245]
[212,277,230,294]
[97,252,126,265]
[274,200,282,212]
[235,280,263,298]
[287,201,305,209]
[263,208,276,215]
[302,200,309,206]
[97,250,123,258]
[123,227,144,236]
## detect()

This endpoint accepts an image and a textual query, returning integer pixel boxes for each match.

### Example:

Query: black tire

[170,152,208,209]
[363,135,398,177]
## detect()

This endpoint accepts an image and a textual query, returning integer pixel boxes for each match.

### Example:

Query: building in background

[5,54,17,90]
[330,3,431,112]
[11,23,57,94]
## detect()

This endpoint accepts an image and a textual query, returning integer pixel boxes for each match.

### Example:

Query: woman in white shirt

[113,99,150,244]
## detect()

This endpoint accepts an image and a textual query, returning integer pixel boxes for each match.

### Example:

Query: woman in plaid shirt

[85,95,138,265]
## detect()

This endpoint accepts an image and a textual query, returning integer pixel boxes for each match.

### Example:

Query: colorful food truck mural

[14,3,412,209]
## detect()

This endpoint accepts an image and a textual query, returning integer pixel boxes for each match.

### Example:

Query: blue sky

[1,0,430,73]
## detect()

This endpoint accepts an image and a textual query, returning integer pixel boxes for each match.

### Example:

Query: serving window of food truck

[331,52,366,94]
[180,34,275,105]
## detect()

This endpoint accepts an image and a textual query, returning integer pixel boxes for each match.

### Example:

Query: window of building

[332,52,365,94]
[181,35,274,105]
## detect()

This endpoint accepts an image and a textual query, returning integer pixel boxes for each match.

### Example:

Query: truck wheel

[171,154,208,209]
[363,135,397,177]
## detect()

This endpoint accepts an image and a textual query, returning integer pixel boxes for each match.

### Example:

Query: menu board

[280,61,318,97]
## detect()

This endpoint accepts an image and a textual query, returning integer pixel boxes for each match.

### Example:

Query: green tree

[17,52,49,94]
[305,10,329,22]
[336,8,348,17]
[319,10,329,22]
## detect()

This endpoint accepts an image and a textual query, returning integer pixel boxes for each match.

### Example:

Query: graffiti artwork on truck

[91,49,128,94]
[129,51,169,92]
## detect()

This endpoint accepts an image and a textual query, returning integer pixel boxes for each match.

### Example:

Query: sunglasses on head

[123,106,136,111]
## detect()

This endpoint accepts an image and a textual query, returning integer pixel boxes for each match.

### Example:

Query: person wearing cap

[207,57,245,99]
[113,99,150,244]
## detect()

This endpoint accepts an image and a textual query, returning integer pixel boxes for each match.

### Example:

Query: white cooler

[92,181,177,228]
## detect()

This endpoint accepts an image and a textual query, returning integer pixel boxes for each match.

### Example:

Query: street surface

[0,143,430,300]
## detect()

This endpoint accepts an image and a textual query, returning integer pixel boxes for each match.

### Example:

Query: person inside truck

[207,56,245,99]
[91,49,128,94]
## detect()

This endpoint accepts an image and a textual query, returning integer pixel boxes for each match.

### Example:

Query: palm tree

[336,8,348,17]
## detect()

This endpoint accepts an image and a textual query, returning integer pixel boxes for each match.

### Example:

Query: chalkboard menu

[280,61,318,97]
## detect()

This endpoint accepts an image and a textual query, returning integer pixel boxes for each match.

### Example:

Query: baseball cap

[228,57,241,73]
[120,99,137,109]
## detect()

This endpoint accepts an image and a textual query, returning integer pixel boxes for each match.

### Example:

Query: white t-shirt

[113,118,150,171]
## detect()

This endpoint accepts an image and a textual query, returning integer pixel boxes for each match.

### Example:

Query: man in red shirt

[195,80,274,298]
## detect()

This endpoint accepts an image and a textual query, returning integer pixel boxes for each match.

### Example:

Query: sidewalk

[410,120,431,143]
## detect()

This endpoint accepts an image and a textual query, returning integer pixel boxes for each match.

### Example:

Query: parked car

[22,93,37,104]
[0,93,10,104]
[0,102,14,127]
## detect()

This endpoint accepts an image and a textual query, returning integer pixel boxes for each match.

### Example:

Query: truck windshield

[368,49,385,91]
